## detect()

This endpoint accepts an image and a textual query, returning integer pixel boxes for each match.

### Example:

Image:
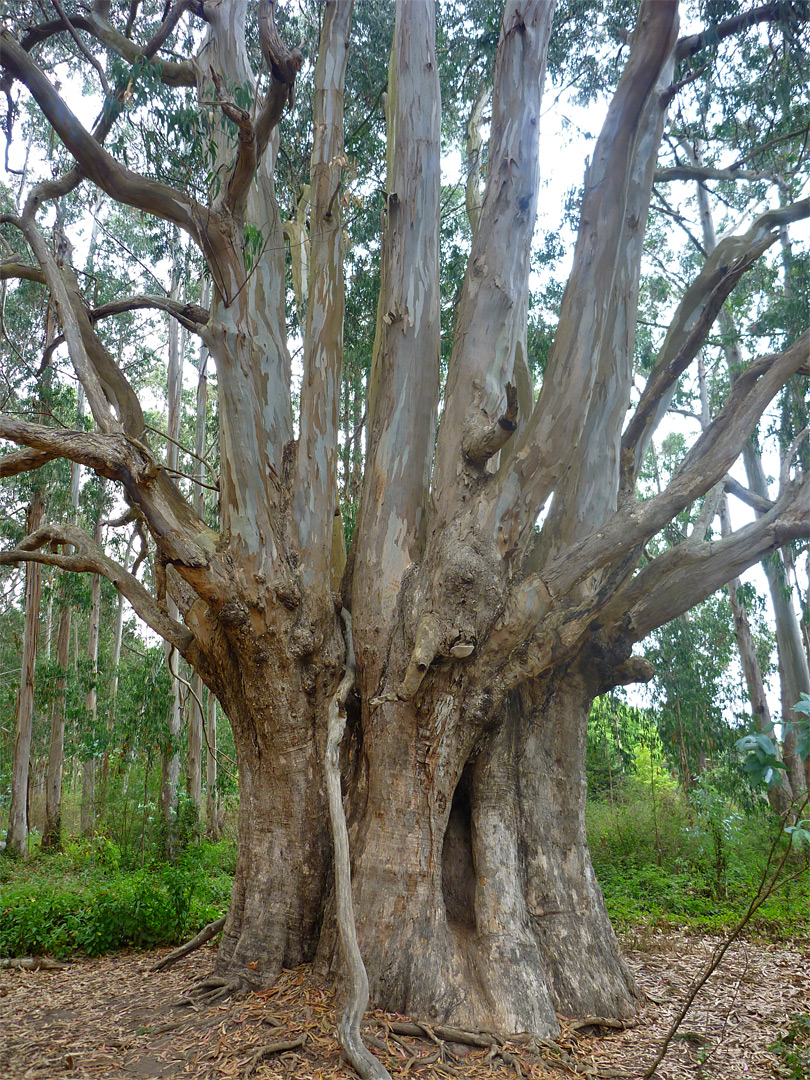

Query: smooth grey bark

[190,280,210,823]
[205,689,219,838]
[160,250,184,837]
[43,428,81,849]
[720,498,795,816]
[42,598,70,849]
[5,491,44,856]
[81,491,105,837]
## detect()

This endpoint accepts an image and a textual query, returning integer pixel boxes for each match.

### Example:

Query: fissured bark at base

[314,661,639,1037]
[214,685,331,987]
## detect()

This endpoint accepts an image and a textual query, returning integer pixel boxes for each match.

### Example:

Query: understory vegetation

[587,696,810,942]
[2,694,808,962]
[0,832,235,959]
[588,775,810,941]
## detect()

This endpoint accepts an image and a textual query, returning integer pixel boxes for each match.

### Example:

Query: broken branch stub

[462,382,519,466]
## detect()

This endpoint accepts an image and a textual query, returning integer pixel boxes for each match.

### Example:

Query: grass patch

[0,838,234,958]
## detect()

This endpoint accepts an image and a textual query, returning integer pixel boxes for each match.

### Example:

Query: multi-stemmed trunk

[2,0,810,1046]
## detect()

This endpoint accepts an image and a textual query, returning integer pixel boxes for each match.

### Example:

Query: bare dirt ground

[0,931,807,1079]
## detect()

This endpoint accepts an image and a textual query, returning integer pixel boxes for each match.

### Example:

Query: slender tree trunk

[5,491,44,856]
[161,626,183,844]
[692,151,810,792]
[43,416,82,849]
[720,499,795,815]
[42,600,71,849]
[187,287,209,823]
[205,689,219,838]
[81,493,104,836]
[161,244,185,843]
[188,673,204,821]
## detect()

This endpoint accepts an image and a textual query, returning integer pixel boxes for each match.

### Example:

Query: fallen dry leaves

[0,930,806,1079]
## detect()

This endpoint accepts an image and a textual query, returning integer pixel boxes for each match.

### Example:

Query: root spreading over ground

[0,931,806,1079]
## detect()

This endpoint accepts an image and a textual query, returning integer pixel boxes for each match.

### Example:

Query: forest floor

[0,930,806,1080]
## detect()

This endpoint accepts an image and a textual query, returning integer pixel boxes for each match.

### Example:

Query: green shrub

[770,1014,810,1079]
[0,842,233,959]
[588,780,810,939]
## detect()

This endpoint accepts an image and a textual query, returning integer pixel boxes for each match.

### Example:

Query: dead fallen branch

[567,1016,637,1032]
[149,915,226,972]
[0,957,70,970]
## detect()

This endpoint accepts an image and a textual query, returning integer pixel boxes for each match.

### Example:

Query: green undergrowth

[588,779,810,941]
[0,837,234,958]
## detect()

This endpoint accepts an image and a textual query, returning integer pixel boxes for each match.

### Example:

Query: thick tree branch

[613,473,810,640]
[526,8,678,573]
[92,294,210,328]
[492,468,810,692]
[255,0,304,158]
[482,1,679,557]
[0,447,58,478]
[0,523,197,658]
[40,294,210,372]
[654,163,779,184]
[293,0,353,593]
[431,0,556,519]
[207,91,258,219]
[0,413,217,575]
[622,197,810,483]
[0,256,46,284]
[0,30,214,253]
[723,474,774,514]
[17,211,119,431]
[349,0,441,660]
[675,3,802,63]
[18,4,197,87]
[489,331,810,656]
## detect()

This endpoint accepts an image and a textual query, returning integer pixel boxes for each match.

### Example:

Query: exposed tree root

[174,975,244,1007]
[566,1015,637,1032]
[149,915,226,973]
[242,1033,307,1077]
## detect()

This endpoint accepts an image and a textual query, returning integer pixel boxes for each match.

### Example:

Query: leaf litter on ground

[0,930,807,1079]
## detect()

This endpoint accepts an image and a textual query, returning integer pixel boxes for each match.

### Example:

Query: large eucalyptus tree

[1,0,809,1039]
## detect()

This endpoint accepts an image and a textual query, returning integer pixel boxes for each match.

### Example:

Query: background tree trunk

[81,487,105,837]
[205,690,219,839]
[42,596,71,849]
[5,490,44,856]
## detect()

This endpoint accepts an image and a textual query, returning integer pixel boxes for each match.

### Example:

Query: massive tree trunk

[211,646,336,983]
[1,0,810,1046]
